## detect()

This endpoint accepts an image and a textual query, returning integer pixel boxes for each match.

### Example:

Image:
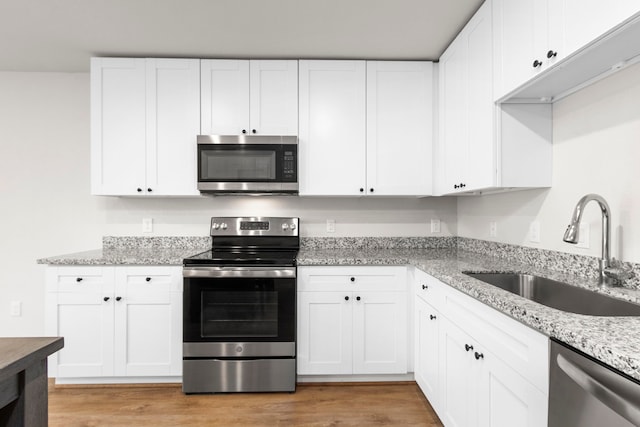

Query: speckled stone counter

[298,246,640,382]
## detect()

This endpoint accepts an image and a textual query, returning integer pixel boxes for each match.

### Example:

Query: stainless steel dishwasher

[549,339,640,426]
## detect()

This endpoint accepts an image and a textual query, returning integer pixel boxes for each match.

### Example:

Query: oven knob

[235,345,243,353]
[221,223,228,230]
[282,223,289,230]
[289,223,296,230]
[212,222,220,230]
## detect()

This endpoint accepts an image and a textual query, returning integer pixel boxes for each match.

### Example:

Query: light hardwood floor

[49,382,443,426]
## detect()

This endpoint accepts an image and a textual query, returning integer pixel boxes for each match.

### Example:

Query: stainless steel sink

[463,272,640,316]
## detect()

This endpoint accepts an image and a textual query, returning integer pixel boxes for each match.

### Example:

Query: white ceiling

[0,0,484,72]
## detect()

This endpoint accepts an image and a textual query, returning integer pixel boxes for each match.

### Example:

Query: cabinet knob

[422,284,428,290]
[532,59,543,68]
[546,50,557,59]
[116,296,122,301]
[137,188,143,192]
[242,129,247,134]
[359,188,364,193]
[103,296,110,302]
[460,183,466,188]
[465,344,474,352]
[252,129,257,134]
[430,314,437,320]
[76,277,83,283]
[345,296,349,301]
[146,277,151,282]
[454,184,459,189]
[369,188,374,193]
[147,188,152,192]
[356,296,361,301]
[474,352,484,360]
[350,277,355,282]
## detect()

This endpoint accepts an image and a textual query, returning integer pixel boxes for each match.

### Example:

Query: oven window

[201,150,276,180]
[201,290,278,338]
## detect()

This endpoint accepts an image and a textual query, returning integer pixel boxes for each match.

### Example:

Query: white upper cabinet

[91,57,200,196]
[200,59,298,135]
[436,1,552,196]
[299,60,434,197]
[299,60,367,196]
[494,0,640,101]
[366,61,433,196]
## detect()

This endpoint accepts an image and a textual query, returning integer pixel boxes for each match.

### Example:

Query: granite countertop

[39,241,640,381]
[298,247,640,382]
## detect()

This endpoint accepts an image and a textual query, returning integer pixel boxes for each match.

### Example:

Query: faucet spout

[563,194,611,285]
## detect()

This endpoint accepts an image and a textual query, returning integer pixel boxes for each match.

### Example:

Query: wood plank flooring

[49,382,443,426]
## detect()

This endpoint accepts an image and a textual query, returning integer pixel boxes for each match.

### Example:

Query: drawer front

[441,283,549,393]
[414,268,444,307]
[298,266,407,292]
[116,266,180,292]
[47,266,114,292]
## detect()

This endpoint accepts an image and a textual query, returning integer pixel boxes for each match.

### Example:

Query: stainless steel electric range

[182,216,299,393]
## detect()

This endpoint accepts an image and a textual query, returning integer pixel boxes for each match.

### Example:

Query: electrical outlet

[576,223,590,248]
[326,219,335,233]
[142,218,153,233]
[10,301,21,317]
[529,221,541,243]
[431,219,441,234]
[489,221,497,238]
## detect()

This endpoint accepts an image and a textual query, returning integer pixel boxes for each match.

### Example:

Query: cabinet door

[477,348,548,427]
[145,59,200,196]
[465,3,496,191]
[91,57,146,195]
[439,37,468,194]
[366,61,433,196]
[298,60,366,196]
[113,267,182,377]
[414,298,440,407]
[249,60,298,135]
[352,291,407,374]
[493,0,548,100]
[548,0,640,62]
[50,292,114,378]
[297,291,353,375]
[200,59,250,135]
[439,317,477,427]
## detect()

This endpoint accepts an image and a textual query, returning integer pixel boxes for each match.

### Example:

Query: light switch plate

[576,223,590,248]
[489,221,497,238]
[529,221,541,243]
[431,219,441,234]
[142,218,153,233]
[10,301,21,317]
[326,219,335,233]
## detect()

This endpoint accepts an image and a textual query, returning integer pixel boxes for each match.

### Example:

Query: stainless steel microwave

[197,135,298,195]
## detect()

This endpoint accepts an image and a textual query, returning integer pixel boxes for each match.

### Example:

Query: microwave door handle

[556,353,640,424]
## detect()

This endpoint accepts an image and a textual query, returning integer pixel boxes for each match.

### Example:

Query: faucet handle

[603,257,634,285]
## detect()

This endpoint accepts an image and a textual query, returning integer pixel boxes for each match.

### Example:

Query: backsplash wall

[457,62,640,265]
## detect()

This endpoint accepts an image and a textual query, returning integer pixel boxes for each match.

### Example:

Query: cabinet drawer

[298,266,406,292]
[46,266,114,292]
[441,283,549,393]
[116,266,180,292]
[414,268,444,307]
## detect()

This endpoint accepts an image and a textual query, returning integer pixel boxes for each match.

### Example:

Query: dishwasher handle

[557,352,640,425]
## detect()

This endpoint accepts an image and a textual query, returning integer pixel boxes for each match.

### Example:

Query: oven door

[183,266,296,356]
[197,136,298,193]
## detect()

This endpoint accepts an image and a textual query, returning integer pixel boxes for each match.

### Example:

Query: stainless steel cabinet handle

[557,353,640,424]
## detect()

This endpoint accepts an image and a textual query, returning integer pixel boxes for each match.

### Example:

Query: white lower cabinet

[46,265,183,381]
[414,270,549,427]
[297,266,407,376]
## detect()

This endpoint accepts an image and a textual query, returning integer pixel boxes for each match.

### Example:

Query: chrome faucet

[563,194,631,286]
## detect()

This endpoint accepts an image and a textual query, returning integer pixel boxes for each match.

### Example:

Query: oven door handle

[183,266,296,278]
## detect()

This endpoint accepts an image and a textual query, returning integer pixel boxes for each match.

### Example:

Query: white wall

[458,62,640,263]
[0,71,456,336]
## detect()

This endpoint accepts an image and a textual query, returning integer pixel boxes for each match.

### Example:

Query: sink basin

[463,272,640,316]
